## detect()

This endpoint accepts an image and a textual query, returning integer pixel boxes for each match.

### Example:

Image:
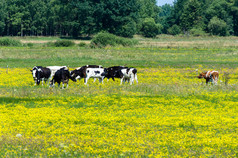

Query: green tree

[28,0,47,35]
[231,0,238,35]
[205,0,233,35]
[159,4,173,33]
[139,0,160,22]
[208,16,228,36]
[141,18,162,38]
[0,0,7,35]
[180,0,202,33]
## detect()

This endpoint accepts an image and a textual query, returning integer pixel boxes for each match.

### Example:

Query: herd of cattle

[30,65,138,88]
[30,65,219,88]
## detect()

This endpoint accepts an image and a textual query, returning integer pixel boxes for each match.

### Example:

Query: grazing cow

[198,71,219,85]
[46,66,68,80]
[35,67,51,85]
[105,66,128,81]
[50,68,76,88]
[84,68,108,85]
[70,65,103,82]
[120,68,138,85]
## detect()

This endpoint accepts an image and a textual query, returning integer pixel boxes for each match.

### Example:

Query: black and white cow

[31,65,67,85]
[31,66,43,85]
[120,68,138,85]
[70,65,103,82]
[84,68,108,85]
[105,66,128,81]
[46,66,68,80]
[50,68,76,89]
[35,67,51,85]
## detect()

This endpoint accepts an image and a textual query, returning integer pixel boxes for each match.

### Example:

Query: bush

[167,25,181,35]
[0,38,22,46]
[140,18,162,38]
[208,17,228,36]
[90,32,138,48]
[78,42,87,47]
[189,28,207,36]
[54,40,75,47]
[26,43,34,47]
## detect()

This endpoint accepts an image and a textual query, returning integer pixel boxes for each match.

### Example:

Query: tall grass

[0,38,22,46]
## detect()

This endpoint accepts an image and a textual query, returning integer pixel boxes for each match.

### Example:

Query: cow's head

[70,69,82,82]
[101,68,108,76]
[197,72,207,79]
[35,68,43,85]
[105,68,115,79]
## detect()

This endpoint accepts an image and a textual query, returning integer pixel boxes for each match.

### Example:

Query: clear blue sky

[156,0,174,6]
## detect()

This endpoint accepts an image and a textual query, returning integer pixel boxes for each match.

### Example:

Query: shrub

[0,38,22,46]
[54,40,75,47]
[78,42,87,47]
[45,42,55,47]
[190,28,207,36]
[140,18,162,38]
[26,43,34,47]
[167,25,181,35]
[90,32,138,48]
[208,17,228,36]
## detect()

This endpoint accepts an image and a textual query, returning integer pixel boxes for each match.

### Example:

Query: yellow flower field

[0,68,237,157]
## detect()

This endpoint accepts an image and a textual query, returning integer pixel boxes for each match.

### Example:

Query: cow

[198,71,219,85]
[46,66,68,80]
[84,68,108,85]
[50,68,76,89]
[70,65,103,82]
[120,68,138,85]
[30,66,43,85]
[34,67,51,85]
[105,66,128,81]
[31,65,67,86]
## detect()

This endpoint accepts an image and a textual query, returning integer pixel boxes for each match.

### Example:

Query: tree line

[0,0,238,38]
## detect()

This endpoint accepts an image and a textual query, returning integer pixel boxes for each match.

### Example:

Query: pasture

[0,36,238,157]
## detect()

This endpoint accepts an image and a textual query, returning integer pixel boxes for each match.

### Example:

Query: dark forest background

[0,0,238,38]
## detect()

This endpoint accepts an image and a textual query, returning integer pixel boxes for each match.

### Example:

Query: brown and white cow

[198,71,219,85]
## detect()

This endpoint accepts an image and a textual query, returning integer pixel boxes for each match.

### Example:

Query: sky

[156,0,174,6]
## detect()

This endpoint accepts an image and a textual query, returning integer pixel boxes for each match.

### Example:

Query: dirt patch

[139,40,238,47]
[20,40,91,44]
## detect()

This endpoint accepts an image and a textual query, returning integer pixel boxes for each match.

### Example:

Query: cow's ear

[30,69,32,72]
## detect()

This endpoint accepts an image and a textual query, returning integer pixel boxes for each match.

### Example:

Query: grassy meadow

[0,36,238,157]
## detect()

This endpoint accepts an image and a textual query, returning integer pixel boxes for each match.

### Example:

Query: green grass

[0,46,238,69]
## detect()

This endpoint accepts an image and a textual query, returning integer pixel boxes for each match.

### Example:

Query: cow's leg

[84,77,89,85]
[130,77,134,85]
[99,78,102,83]
[66,82,69,88]
[214,77,218,85]
[41,78,44,86]
[50,79,54,87]
[135,74,138,84]
[120,77,124,85]
[206,79,209,85]
[93,78,97,83]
